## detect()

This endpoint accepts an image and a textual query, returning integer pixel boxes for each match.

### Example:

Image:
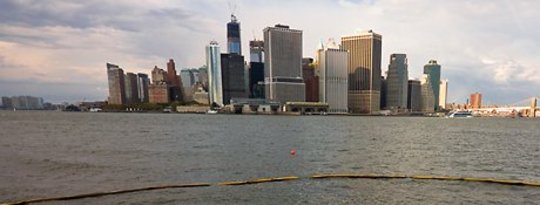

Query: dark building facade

[167,59,183,102]
[302,58,319,102]
[124,72,139,104]
[407,80,422,112]
[380,76,387,109]
[249,62,265,98]
[221,54,248,104]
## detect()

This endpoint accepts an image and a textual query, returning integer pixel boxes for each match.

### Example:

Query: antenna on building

[228,1,237,20]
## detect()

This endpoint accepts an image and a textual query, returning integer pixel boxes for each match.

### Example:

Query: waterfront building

[420,74,435,113]
[206,41,224,106]
[303,58,319,102]
[264,24,305,103]
[250,40,264,63]
[439,79,448,109]
[149,66,170,104]
[407,80,421,112]
[124,72,139,104]
[151,66,168,84]
[106,63,126,105]
[137,73,150,103]
[198,66,209,90]
[180,69,196,101]
[221,53,248,104]
[317,43,348,113]
[423,60,442,110]
[148,84,169,104]
[167,59,183,102]
[380,76,387,110]
[385,54,409,111]
[470,92,482,109]
[227,14,242,55]
[2,96,12,109]
[249,62,264,98]
[341,30,382,114]
[192,82,210,105]
[9,96,44,110]
[249,40,265,98]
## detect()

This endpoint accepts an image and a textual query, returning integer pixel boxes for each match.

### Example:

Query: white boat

[447,110,473,118]
[206,109,218,114]
[89,108,102,112]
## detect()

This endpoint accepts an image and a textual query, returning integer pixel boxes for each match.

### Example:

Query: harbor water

[0,111,539,204]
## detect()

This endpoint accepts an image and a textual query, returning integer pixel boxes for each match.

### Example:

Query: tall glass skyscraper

[227,15,241,55]
[386,54,409,110]
[423,60,441,110]
[206,41,223,106]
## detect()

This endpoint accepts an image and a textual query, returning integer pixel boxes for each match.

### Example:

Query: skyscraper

[303,58,319,102]
[385,54,409,111]
[206,41,224,106]
[249,40,264,63]
[424,60,441,110]
[470,92,482,109]
[106,63,126,105]
[167,59,183,102]
[407,80,421,112]
[221,54,248,104]
[227,14,241,55]
[149,66,169,104]
[249,40,265,98]
[180,69,196,101]
[420,74,435,113]
[341,30,382,114]
[124,72,139,104]
[317,43,349,113]
[439,79,448,109]
[264,24,305,103]
[137,73,150,103]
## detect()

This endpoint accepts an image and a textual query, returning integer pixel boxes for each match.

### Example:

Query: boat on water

[447,110,473,118]
[206,109,218,114]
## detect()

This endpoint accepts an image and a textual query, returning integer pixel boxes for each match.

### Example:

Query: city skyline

[0,0,539,103]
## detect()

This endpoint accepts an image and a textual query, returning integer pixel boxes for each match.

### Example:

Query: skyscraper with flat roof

[137,73,150,103]
[249,40,265,98]
[385,54,409,111]
[227,15,241,55]
[124,72,139,104]
[317,44,349,113]
[424,60,441,110]
[167,59,183,102]
[106,63,126,105]
[407,80,421,112]
[439,79,448,109]
[264,24,305,103]
[341,30,382,114]
[206,41,224,106]
[221,54,248,104]
[470,92,482,109]
[420,74,435,113]
[303,58,319,102]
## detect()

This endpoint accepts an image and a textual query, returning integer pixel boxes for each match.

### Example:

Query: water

[0,111,539,204]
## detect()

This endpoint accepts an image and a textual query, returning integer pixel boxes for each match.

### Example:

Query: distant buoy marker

[290,149,296,156]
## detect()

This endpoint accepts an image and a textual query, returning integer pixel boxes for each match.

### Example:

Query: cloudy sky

[0,0,539,104]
